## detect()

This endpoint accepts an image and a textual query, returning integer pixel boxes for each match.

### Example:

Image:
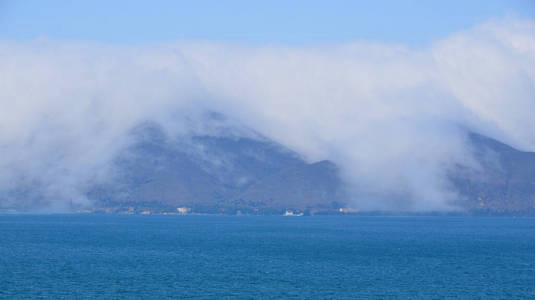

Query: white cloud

[0,18,534,211]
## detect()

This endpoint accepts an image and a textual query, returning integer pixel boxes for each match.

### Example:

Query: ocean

[1,215,534,299]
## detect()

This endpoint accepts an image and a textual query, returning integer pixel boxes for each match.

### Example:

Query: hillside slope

[90,125,535,215]
[90,122,347,214]
[452,133,535,214]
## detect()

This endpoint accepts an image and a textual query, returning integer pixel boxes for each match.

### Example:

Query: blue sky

[1,0,534,45]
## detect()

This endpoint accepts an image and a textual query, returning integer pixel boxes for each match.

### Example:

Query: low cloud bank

[1,18,534,211]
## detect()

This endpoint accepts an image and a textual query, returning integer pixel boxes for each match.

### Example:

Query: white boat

[283,210,303,216]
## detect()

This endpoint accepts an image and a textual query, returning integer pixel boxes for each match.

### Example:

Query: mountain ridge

[3,120,535,215]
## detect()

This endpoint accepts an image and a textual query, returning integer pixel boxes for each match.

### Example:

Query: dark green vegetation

[88,122,535,215]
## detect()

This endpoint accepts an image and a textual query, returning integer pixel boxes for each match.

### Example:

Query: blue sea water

[1,215,535,299]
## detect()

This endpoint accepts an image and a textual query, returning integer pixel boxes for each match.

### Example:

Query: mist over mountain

[85,122,535,215]
[0,18,534,213]
[87,119,347,214]
[1,112,535,214]
[452,133,535,214]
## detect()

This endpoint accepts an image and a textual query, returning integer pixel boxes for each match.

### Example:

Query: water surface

[1,215,534,299]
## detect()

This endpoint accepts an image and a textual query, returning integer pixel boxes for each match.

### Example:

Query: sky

[1,0,534,45]
[1,1,535,212]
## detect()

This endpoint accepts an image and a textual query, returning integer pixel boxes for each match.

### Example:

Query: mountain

[89,122,348,214]
[4,117,535,215]
[452,133,535,215]
[236,160,346,213]
[87,122,535,215]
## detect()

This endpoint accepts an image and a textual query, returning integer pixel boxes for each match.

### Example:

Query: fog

[1,18,534,211]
